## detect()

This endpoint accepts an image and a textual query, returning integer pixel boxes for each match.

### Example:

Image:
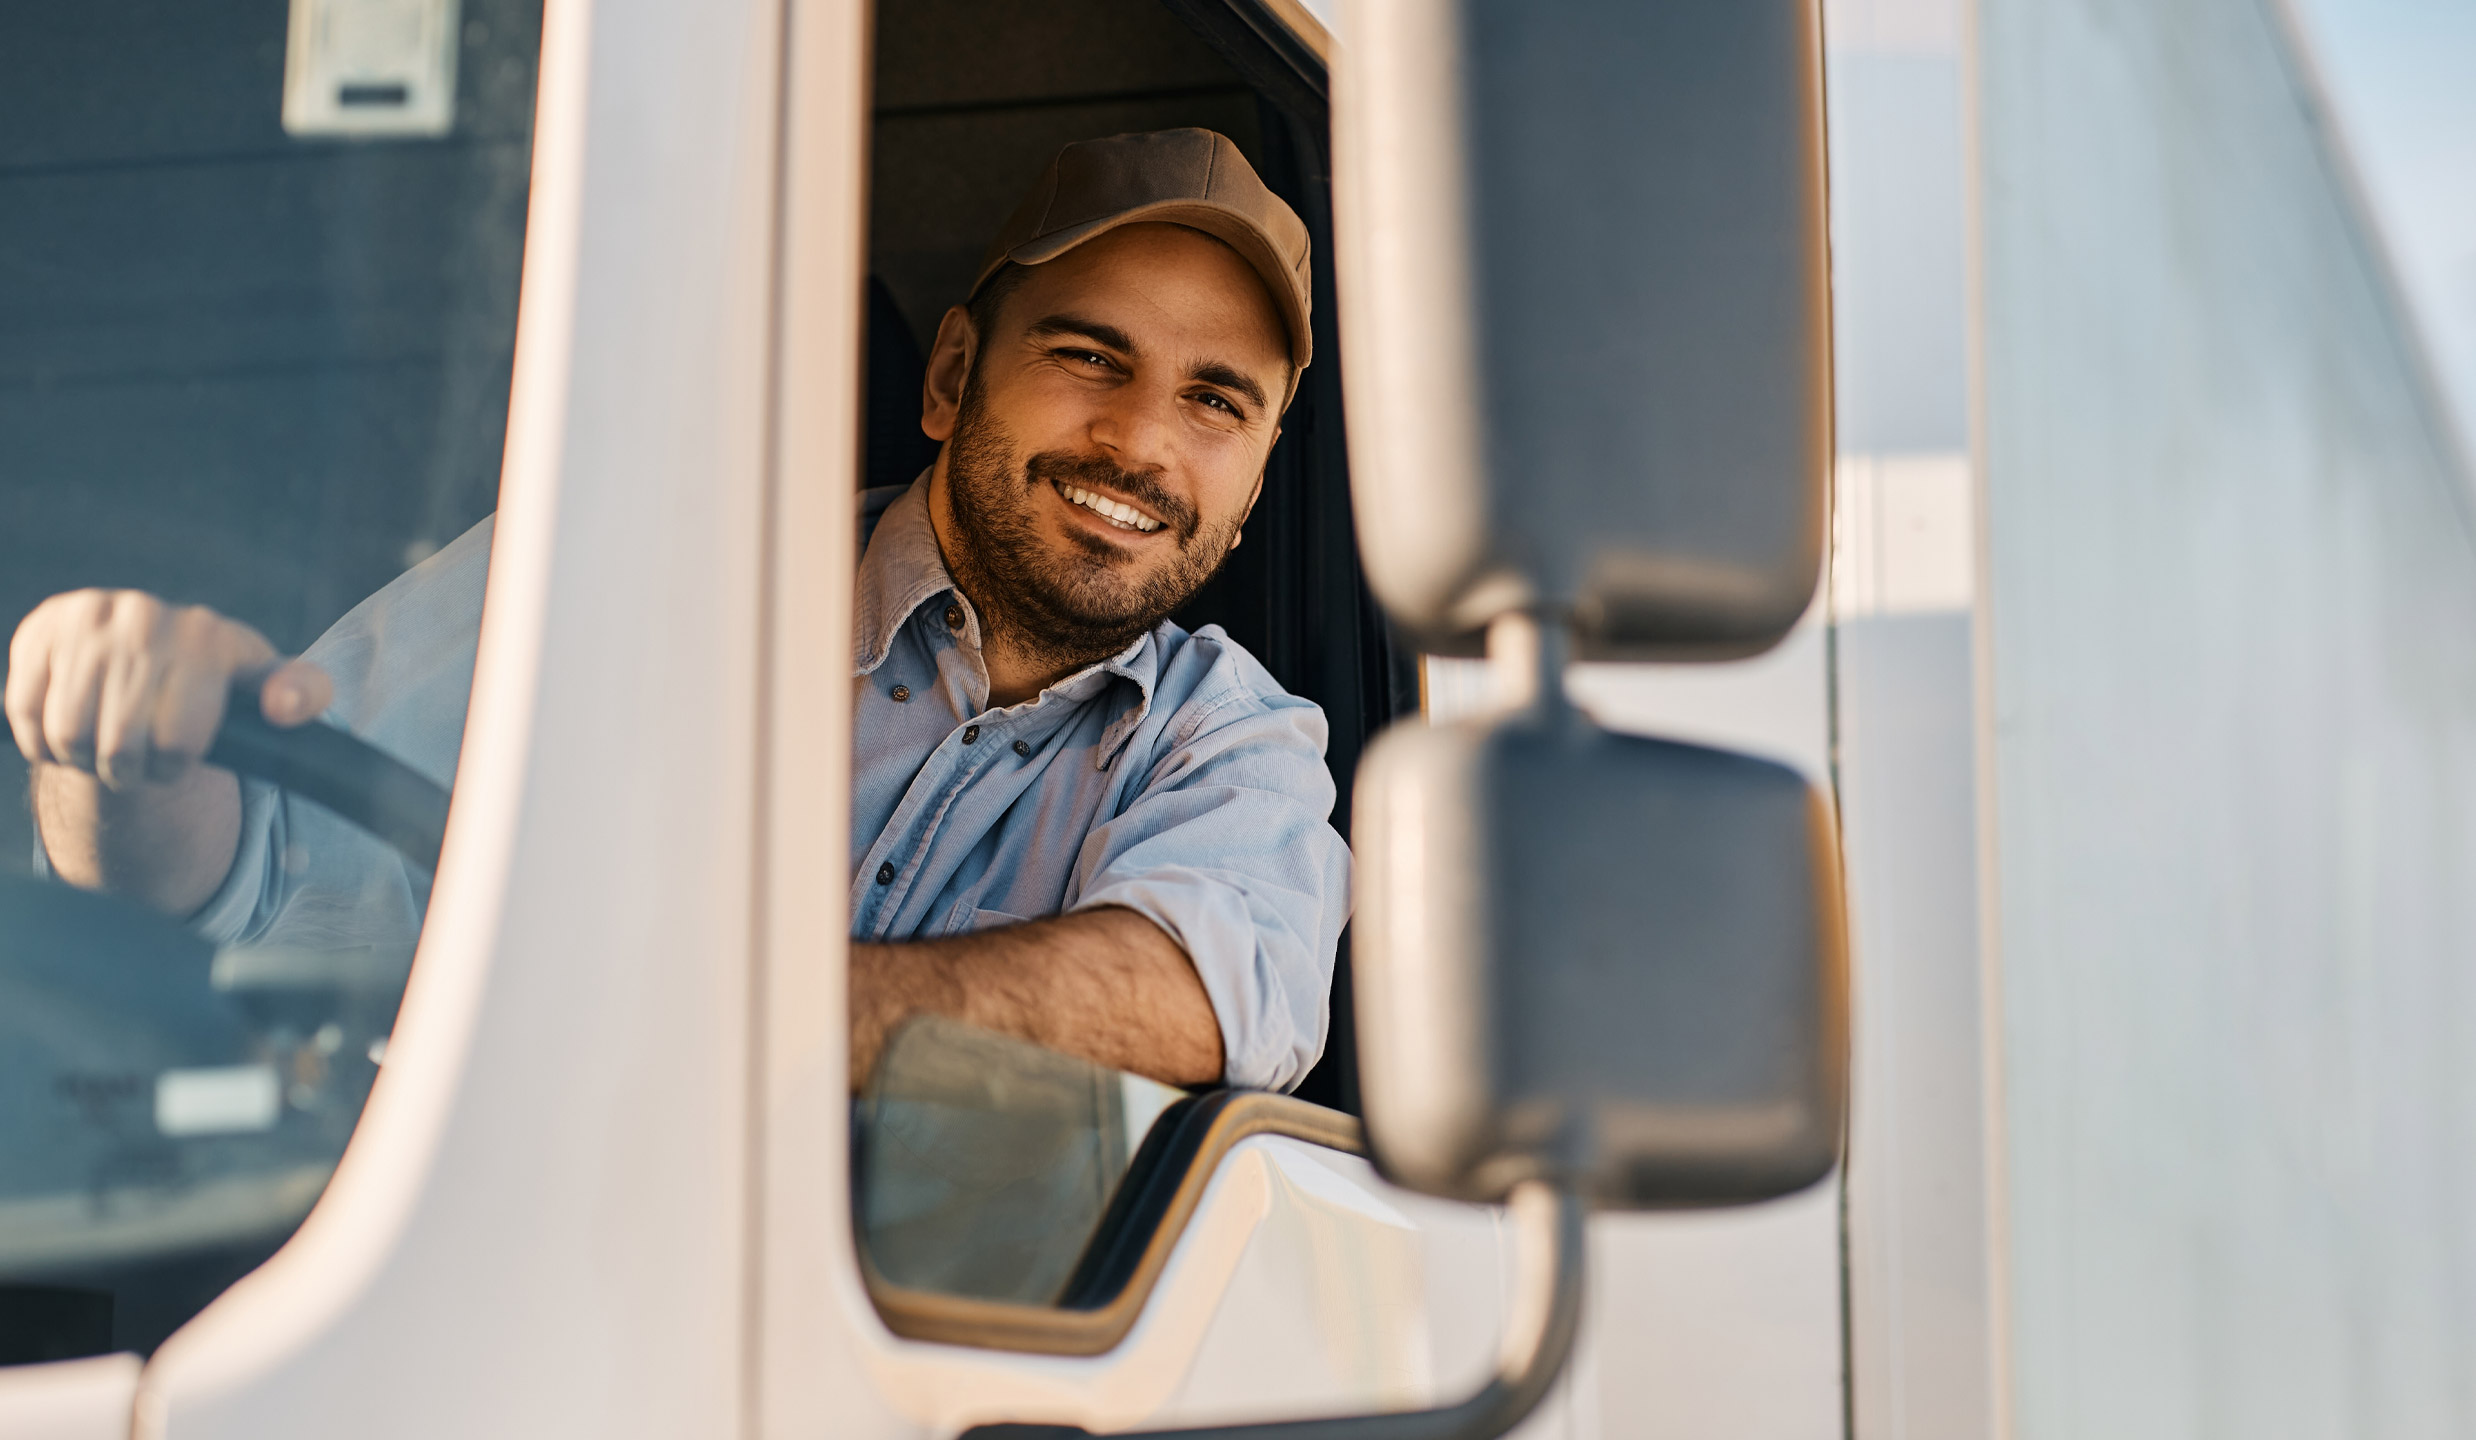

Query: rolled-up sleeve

[187,776,287,945]
[1069,691,1351,1092]
[29,759,290,946]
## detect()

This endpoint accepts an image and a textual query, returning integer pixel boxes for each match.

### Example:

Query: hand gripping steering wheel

[205,684,453,874]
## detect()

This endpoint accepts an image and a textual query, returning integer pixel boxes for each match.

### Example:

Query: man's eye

[1065,349,1113,370]
[1195,392,1241,417]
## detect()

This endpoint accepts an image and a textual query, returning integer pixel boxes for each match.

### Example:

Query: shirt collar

[852,475,957,676]
[853,474,1165,757]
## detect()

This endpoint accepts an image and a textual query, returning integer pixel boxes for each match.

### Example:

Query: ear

[921,305,977,443]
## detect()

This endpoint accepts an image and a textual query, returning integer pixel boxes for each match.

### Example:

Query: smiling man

[844,130,1343,1092]
[7,129,1347,1093]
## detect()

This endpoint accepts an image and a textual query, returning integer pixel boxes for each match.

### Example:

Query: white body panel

[817,1141,1513,1438]
[1822,4,1999,1438]
[0,1354,141,1440]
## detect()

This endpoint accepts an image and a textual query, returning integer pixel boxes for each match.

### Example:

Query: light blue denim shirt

[848,478,1348,1090]
[163,478,1348,1090]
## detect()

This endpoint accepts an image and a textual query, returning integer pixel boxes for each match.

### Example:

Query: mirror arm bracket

[1482,608,1581,725]
[959,1183,1587,1440]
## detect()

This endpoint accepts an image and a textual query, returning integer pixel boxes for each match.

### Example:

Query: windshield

[0,0,540,1366]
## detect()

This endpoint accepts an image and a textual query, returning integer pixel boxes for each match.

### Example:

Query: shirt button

[944,604,964,630]
[962,725,980,745]
[1012,740,1030,757]
[874,862,895,886]
[889,684,910,703]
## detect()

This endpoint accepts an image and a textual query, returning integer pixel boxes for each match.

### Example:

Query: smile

[1057,482,1164,534]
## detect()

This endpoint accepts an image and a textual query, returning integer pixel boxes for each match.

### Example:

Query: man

[5,129,1347,1093]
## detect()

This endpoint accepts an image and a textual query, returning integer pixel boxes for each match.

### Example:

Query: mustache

[1022,451,1201,542]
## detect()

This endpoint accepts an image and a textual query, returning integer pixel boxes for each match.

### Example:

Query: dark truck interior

[867,0,1410,1113]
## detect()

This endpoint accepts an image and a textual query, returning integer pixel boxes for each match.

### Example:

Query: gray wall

[1979,0,2476,1434]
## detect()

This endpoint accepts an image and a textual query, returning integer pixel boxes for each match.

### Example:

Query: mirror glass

[1354,709,1846,1208]
[1338,0,1831,657]
[856,1016,1185,1307]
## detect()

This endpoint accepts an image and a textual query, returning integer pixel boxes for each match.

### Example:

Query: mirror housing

[1352,708,1847,1207]
[1334,0,1831,658]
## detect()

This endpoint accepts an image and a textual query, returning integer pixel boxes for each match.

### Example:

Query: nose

[1088,382,1177,474]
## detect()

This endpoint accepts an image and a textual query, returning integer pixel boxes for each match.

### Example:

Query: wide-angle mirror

[1353,688,1849,1210]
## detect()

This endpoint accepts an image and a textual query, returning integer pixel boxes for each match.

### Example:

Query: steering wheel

[205,687,452,874]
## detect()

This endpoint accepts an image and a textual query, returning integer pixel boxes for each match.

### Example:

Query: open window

[849,0,1415,1345]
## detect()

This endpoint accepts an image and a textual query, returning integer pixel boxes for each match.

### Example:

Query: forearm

[850,905,1225,1090]
[32,761,243,918]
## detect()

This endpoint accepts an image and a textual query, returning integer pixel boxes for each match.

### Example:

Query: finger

[148,656,226,784]
[97,592,186,790]
[93,638,163,791]
[40,614,109,774]
[151,607,277,775]
[256,657,333,729]
[5,600,61,765]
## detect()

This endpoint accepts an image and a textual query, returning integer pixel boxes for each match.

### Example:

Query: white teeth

[1062,484,1162,533]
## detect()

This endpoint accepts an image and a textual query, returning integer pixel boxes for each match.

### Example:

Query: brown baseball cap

[972,128,1313,373]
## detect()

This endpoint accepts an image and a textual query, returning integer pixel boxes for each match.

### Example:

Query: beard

[939,374,1245,675]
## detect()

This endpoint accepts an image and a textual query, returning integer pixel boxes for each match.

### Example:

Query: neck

[924,460,1095,708]
[977,626,1067,710]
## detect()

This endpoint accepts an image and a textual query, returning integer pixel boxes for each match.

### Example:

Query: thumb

[251,658,334,728]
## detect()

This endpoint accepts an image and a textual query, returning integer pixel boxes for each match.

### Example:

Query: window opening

[862,0,1407,1122]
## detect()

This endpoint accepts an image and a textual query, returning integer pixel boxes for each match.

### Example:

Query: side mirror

[1324,1,1838,1432]
[1351,682,1848,1209]
[1335,0,1831,658]
[1333,0,1842,1206]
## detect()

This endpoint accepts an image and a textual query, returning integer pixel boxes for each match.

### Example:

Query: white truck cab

[1,2,1845,1434]
[10,0,2473,1437]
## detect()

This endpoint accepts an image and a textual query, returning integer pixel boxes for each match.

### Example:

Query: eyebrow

[1024,313,1136,354]
[1190,361,1268,412]
[1025,312,1272,414]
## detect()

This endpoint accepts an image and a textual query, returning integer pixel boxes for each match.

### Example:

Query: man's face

[922,222,1292,670]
